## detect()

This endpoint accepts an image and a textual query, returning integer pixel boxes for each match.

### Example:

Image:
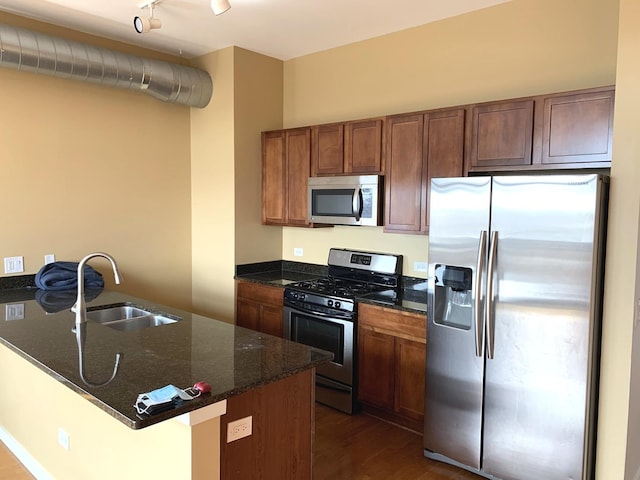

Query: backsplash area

[281,225,429,278]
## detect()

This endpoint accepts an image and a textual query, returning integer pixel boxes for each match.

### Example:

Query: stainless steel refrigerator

[424,174,608,480]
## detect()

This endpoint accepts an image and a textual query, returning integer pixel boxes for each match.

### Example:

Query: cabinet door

[262,131,286,225]
[261,304,284,338]
[422,108,465,233]
[236,298,261,331]
[542,89,614,165]
[384,114,424,233]
[394,337,426,423]
[358,325,395,410]
[345,119,384,174]
[312,124,344,175]
[285,128,312,226]
[470,100,534,168]
[236,281,284,337]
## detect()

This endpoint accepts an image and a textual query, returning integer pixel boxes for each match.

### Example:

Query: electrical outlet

[414,261,428,273]
[4,256,24,274]
[44,254,56,264]
[5,304,24,321]
[58,427,70,451]
[227,416,252,443]
[293,247,303,257]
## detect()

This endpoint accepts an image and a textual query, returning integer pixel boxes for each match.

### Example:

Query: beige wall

[191,47,285,322]
[233,48,284,265]
[610,0,640,479]
[281,0,618,277]
[190,47,236,321]
[0,12,193,310]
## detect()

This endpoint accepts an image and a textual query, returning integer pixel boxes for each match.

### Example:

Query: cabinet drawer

[358,303,426,343]
[236,281,283,306]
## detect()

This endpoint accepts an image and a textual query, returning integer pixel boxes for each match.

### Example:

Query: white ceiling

[0,0,509,60]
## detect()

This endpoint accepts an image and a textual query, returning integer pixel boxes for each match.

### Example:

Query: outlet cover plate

[227,416,252,443]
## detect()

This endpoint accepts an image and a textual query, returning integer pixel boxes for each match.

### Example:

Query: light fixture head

[211,0,231,15]
[134,15,161,33]
[134,0,162,34]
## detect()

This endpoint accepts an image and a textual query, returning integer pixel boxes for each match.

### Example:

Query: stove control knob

[327,299,333,307]
[300,293,306,300]
[335,301,341,309]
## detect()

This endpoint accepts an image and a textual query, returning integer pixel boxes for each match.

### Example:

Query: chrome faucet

[71,252,123,387]
[71,252,122,326]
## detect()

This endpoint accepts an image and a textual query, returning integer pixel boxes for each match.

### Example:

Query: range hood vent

[0,23,212,108]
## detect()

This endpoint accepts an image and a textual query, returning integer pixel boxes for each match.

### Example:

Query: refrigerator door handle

[474,230,488,357]
[486,230,498,359]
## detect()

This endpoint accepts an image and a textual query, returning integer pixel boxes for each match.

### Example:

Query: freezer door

[424,176,491,469]
[483,174,605,480]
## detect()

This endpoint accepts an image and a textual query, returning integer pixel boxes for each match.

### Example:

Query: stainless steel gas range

[283,248,403,414]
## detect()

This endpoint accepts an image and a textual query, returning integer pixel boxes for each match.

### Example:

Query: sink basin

[86,304,181,331]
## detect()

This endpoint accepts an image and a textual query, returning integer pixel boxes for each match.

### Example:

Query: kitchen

[0,0,638,478]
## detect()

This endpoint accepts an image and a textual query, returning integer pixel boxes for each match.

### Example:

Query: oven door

[283,305,353,386]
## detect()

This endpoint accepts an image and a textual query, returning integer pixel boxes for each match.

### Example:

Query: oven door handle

[284,304,354,321]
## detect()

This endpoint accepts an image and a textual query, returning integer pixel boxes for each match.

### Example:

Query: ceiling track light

[211,0,231,16]
[134,0,163,34]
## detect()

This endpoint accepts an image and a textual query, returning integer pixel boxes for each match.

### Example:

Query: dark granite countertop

[235,259,327,286]
[235,260,428,314]
[0,286,332,430]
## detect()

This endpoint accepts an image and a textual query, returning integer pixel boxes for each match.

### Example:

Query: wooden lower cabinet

[236,281,284,337]
[357,303,426,432]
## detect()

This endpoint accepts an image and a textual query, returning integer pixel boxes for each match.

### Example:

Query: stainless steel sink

[86,304,181,331]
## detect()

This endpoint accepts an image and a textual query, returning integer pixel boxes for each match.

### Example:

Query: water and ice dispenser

[433,265,473,330]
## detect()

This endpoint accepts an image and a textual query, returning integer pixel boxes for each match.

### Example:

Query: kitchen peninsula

[0,279,331,480]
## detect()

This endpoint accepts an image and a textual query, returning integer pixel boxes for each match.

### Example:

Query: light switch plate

[4,256,24,274]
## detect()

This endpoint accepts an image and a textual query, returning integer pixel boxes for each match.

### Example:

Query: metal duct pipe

[0,23,212,108]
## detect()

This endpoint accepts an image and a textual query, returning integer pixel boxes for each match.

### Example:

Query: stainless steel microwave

[307,175,383,226]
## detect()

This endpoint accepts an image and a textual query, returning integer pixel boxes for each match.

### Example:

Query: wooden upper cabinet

[422,108,465,233]
[384,114,424,233]
[467,86,614,172]
[542,88,615,165]
[469,100,534,169]
[385,108,465,234]
[312,124,344,175]
[285,128,312,226]
[345,119,384,174]
[262,131,286,225]
[261,127,311,227]
[311,118,384,175]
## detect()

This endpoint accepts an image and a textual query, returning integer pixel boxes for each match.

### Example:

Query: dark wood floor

[314,404,483,480]
[1,405,482,480]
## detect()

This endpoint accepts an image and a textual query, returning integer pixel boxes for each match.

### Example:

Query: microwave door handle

[352,187,362,221]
